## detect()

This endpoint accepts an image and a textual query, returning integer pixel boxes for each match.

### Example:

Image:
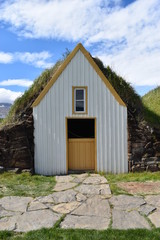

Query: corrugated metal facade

[33,49,128,175]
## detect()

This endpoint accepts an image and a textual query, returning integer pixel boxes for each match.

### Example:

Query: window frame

[72,86,88,114]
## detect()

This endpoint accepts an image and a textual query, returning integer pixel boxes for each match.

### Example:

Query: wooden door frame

[65,117,97,174]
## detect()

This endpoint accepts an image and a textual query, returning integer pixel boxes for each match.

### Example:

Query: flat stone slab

[83,176,108,184]
[0,217,16,231]
[14,210,61,232]
[52,201,81,214]
[75,184,111,196]
[35,194,54,203]
[109,195,145,210]
[60,214,110,230]
[112,209,151,229]
[0,209,21,218]
[71,173,88,179]
[55,175,75,183]
[53,182,77,192]
[72,195,111,218]
[100,184,111,195]
[76,193,87,202]
[138,204,156,216]
[52,189,77,204]
[0,196,33,212]
[90,173,101,177]
[71,173,89,183]
[72,177,84,183]
[145,195,160,208]
[117,182,160,195]
[148,210,160,227]
[27,201,48,211]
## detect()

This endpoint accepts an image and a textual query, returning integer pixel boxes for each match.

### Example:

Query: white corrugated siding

[33,50,128,175]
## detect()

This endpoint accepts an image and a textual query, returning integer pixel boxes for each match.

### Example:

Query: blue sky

[0,0,160,103]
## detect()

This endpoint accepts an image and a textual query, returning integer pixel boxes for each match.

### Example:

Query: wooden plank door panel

[68,138,95,170]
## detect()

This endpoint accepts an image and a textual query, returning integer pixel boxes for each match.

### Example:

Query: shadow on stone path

[0,173,159,232]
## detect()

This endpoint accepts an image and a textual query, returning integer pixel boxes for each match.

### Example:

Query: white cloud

[16,51,53,68]
[0,0,158,42]
[0,0,98,40]
[97,50,160,87]
[0,79,33,87]
[0,88,23,103]
[0,52,13,63]
[0,0,160,86]
[0,51,53,68]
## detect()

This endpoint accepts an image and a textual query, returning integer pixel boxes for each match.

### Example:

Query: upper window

[72,86,88,114]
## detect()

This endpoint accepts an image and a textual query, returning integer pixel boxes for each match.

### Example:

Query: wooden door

[68,138,95,170]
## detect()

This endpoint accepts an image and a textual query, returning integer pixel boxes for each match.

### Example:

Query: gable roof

[32,43,126,107]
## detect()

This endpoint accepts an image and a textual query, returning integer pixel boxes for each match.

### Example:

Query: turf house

[0,43,159,174]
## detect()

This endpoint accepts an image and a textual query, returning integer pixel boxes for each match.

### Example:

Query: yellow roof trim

[32,43,126,107]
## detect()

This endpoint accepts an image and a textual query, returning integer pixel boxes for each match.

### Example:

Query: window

[75,89,85,112]
[72,86,88,114]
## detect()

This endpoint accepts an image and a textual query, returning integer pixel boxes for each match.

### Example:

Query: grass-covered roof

[1,52,159,129]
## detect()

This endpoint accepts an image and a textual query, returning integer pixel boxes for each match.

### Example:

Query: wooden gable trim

[32,43,126,107]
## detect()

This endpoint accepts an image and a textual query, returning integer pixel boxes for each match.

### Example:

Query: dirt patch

[117,182,160,195]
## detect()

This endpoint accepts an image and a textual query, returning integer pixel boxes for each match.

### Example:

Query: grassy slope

[142,86,160,127]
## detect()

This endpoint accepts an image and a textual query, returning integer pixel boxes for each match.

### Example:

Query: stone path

[0,173,160,232]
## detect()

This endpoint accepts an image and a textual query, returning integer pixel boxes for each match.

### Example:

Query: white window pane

[76,89,84,100]
[76,100,84,111]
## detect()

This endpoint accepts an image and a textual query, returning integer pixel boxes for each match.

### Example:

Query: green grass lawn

[0,172,56,198]
[0,228,160,240]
